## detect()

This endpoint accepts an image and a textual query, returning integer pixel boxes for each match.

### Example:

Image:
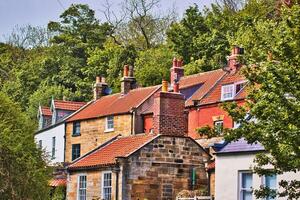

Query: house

[35,99,87,164]
[214,138,300,200]
[64,66,161,163]
[171,46,248,139]
[66,83,210,200]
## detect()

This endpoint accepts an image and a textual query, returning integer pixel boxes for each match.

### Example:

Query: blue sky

[0,0,214,42]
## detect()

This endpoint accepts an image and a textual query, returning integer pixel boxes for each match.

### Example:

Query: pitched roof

[200,68,247,105]
[67,85,160,122]
[53,100,86,111]
[179,69,227,107]
[49,178,67,187]
[41,106,52,116]
[68,134,158,170]
[216,138,264,154]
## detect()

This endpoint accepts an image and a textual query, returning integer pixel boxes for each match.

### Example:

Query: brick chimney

[121,65,137,94]
[170,57,184,86]
[227,46,244,74]
[153,80,187,136]
[93,76,108,100]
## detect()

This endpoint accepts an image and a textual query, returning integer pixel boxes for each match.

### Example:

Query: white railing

[176,196,212,200]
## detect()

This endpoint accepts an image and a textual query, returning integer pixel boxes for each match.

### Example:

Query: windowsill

[104,129,114,133]
[221,97,234,101]
[72,134,81,137]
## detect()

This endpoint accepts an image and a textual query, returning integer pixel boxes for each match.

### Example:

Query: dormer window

[105,116,114,132]
[221,81,247,101]
[221,84,234,100]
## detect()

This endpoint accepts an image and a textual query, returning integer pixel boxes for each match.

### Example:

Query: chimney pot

[173,57,178,67]
[94,76,108,100]
[123,65,129,77]
[96,76,101,83]
[170,58,184,85]
[121,65,136,94]
[128,65,134,77]
[177,59,183,67]
[162,80,168,92]
[173,82,179,93]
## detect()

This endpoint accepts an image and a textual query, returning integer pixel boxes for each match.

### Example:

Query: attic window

[235,81,247,95]
[221,84,234,100]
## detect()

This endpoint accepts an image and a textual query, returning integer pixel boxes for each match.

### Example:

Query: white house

[215,138,300,200]
[35,99,87,164]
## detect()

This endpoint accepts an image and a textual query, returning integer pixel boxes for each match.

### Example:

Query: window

[72,144,81,161]
[105,116,114,132]
[235,81,246,94]
[38,140,42,149]
[239,172,253,200]
[214,120,223,134]
[51,137,56,159]
[102,172,112,200]
[77,175,87,200]
[221,84,234,100]
[73,122,81,136]
[264,175,277,200]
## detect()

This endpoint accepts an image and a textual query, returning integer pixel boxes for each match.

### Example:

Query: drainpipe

[113,165,120,200]
[130,107,136,135]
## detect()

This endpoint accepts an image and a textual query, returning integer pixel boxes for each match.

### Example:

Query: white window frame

[239,171,253,200]
[221,84,235,100]
[77,174,87,200]
[214,120,224,134]
[235,80,247,95]
[105,116,114,132]
[262,174,277,200]
[51,136,56,159]
[102,171,112,200]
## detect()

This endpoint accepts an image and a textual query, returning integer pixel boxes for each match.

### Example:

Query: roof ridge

[54,99,86,104]
[181,68,224,80]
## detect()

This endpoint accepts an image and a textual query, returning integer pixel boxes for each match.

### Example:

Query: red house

[171,47,248,139]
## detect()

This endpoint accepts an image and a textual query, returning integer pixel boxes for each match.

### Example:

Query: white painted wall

[215,153,300,200]
[35,123,65,164]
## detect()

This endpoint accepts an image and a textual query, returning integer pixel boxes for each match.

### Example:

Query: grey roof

[216,138,264,154]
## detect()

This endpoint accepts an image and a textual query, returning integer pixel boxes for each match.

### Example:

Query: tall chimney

[121,65,137,94]
[93,76,108,100]
[227,46,244,74]
[170,57,184,86]
[153,81,187,136]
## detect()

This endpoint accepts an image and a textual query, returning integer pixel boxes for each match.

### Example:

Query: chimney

[153,81,187,136]
[121,65,136,94]
[227,46,244,74]
[170,57,184,86]
[93,76,108,100]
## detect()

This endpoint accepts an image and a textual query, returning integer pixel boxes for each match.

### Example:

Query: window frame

[214,120,224,135]
[72,144,81,161]
[221,84,235,101]
[77,174,87,200]
[262,174,277,200]
[238,171,253,200]
[102,171,112,200]
[51,136,56,159]
[73,121,81,136]
[105,116,114,132]
[38,140,42,149]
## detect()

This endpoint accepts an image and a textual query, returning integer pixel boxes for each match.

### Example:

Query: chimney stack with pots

[227,46,244,74]
[121,65,137,94]
[93,76,108,100]
[152,80,187,136]
[170,57,184,86]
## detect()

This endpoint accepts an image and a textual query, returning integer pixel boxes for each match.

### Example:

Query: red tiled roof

[41,106,52,116]
[53,100,86,111]
[67,86,160,122]
[49,178,67,187]
[180,69,227,107]
[68,134,157,169]
[200,68,247,105]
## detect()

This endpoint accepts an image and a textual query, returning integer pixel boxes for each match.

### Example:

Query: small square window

[105,116,114,132]
[73,122,81,136]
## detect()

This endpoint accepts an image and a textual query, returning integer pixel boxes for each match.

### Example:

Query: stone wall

[65,114,132,162]
[123,136,209,200]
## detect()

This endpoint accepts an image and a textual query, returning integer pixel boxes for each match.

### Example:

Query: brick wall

[65,114,132,162]
[123,136,208,200]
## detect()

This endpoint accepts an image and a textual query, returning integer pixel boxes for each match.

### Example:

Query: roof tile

[54,100,86,111]
[41,106,52,116]
[217,138,264,154]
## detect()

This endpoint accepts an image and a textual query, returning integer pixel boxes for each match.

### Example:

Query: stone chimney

[153,80,187,136]
[170,57,184,86]
[93,76,108,100]
[121,65,137,94]
[227,46,244,74]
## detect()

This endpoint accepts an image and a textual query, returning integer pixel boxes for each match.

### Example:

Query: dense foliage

[0,92,50,199]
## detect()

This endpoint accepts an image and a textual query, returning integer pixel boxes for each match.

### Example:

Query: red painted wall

[188,100,245,139]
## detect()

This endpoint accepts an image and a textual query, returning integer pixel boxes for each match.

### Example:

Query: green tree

[0,92,51,199]
[224,4,300,199]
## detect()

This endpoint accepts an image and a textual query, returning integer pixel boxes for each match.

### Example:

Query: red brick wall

[188,100,245,139]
